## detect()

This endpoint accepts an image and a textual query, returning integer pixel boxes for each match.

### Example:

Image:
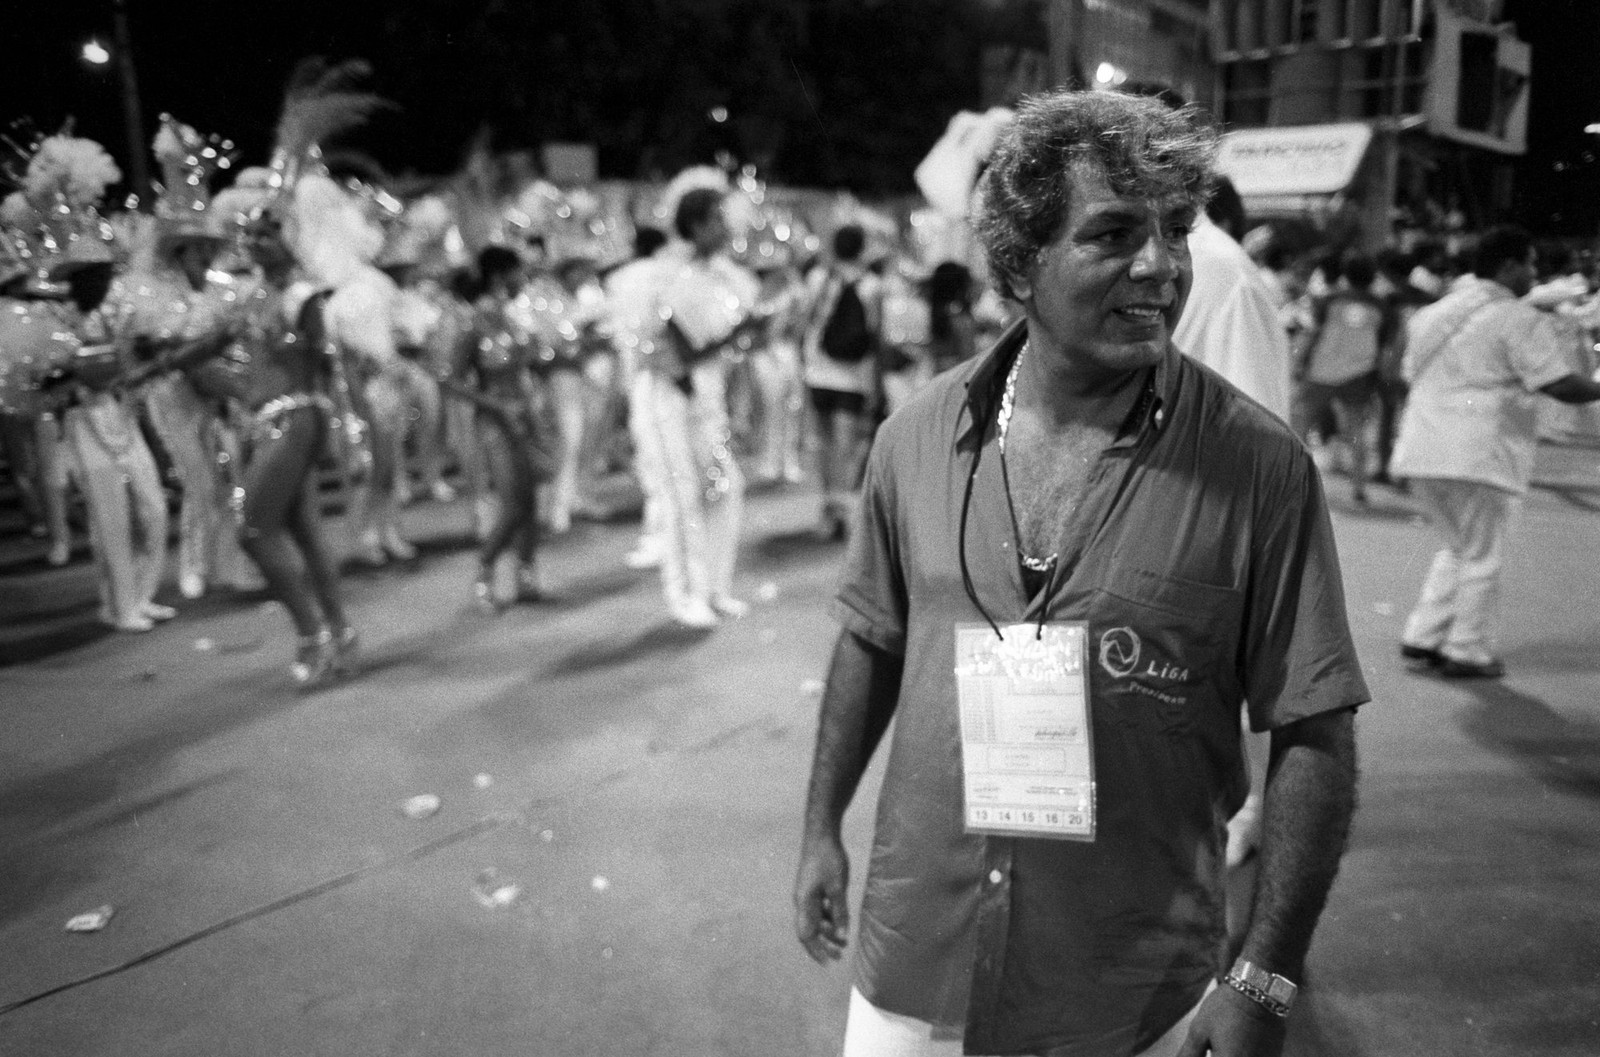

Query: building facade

[1046,0,1216,108]
[1209,0,1532,249]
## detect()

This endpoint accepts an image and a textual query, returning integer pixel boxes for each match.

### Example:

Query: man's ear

[1008,270,1033,302]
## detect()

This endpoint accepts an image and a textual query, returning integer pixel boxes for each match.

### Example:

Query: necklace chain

[995,340,1058,574]
[997,340,1025,453]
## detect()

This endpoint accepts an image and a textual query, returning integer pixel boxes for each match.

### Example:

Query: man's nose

[1128,228,1178,282]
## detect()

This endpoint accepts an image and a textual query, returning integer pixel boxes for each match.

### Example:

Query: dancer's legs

[240,408,328,638]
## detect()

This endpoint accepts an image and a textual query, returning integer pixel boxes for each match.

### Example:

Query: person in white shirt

[633,187,760,627]
[604,226,672,570]
[1391,225,1600,678]
[1172,180,1293,422]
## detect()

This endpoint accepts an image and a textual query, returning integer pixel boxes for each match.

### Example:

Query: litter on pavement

[64,906,114,933]
[472,869,521,909]
[401,793,442,819]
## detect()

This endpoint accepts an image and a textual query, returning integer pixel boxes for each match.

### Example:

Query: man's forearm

[1239,708,1358,979]
[801,630,903,840]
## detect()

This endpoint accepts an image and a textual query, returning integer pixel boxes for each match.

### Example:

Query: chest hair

[1003,415,1118,562]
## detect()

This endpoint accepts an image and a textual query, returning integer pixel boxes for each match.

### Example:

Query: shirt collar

[959,317,1176,449]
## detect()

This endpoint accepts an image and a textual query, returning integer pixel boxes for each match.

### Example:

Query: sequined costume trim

[250,393,334,443]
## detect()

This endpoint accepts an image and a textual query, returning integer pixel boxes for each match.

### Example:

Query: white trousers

[145,376,229,588]
[1402,477,1520,666]
[630,367,742,613]
[546,367,589,532]
[841,984,1211,1057]
[64,396,168,624]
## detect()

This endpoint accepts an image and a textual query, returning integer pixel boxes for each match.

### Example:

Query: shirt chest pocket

[1086,568,1243,735]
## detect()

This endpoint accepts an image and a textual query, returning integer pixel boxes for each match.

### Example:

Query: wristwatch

[1224,959,1298,1018]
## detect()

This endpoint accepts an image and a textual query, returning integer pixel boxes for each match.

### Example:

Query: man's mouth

[1114,303,1169,322]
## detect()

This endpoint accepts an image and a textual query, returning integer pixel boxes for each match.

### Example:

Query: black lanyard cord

[957,439,1005,641]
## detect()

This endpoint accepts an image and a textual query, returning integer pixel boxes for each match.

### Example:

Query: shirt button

[988,869,1004,885]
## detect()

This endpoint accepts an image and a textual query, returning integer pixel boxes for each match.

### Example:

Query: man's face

[1012,164,1195,377]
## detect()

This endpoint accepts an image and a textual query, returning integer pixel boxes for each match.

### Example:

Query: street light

[81,38,111,65]
[1094,62,1127,87]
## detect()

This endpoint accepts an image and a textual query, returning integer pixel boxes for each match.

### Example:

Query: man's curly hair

[975,90,1218,300]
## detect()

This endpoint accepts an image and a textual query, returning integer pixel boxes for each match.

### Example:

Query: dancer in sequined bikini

[157,218,362,688]
[450,244,552,610]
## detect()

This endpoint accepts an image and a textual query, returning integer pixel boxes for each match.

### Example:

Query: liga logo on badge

[1098,627,1141,679]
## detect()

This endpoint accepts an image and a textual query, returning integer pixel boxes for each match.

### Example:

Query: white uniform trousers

[630,366,742,616]
[1402,476,1520,666]
[64,395,168,625]
[145,376,227,593]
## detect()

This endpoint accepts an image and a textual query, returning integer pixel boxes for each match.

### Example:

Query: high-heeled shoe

[291,628,339,691]
[331,625,360,674]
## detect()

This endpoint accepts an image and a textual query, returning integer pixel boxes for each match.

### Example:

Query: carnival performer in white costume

[746,252,808,486]
[605,226,671,568]
[6,135,175,631]
[122,115,260,598]
[387,259,452,505]
[541,255,612,533]
[630,176,763,628]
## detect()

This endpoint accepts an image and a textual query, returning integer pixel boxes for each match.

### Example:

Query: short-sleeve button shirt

[1389,277,1576,494]
[832,321,1369,1056]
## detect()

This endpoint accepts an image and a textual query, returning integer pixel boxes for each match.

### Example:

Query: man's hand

[1175,980,1288,1057]
[793,832,851,965]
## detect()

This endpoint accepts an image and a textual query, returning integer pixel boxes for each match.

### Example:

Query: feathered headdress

[0,130,121,281]
[268,57,391,195]
[152,114,235,222]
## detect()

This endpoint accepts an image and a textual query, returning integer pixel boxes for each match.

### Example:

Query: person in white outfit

[1390,225,1600,679]
[128,227,252,599]
[54,258,173,632]
[631,186,761,628]
[604,226,672,569]
[1172,186,1293,422]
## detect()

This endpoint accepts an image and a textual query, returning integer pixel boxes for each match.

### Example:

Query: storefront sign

[1215,123,1374,197]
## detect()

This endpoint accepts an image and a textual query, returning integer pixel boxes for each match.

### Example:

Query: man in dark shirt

[794,90,1366,1057]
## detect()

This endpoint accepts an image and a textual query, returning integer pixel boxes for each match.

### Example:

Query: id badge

[955,622,1095,841]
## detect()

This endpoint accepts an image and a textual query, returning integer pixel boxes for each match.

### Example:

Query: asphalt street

[1,464,1598,1057]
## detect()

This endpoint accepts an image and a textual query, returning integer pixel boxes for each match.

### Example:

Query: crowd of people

[0,96,1007,686]
[1241,207,1600,679]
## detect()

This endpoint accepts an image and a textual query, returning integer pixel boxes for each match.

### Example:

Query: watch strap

[1225,959,1297,1018]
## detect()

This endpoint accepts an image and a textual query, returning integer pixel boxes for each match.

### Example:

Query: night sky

[5,0,1598,233]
